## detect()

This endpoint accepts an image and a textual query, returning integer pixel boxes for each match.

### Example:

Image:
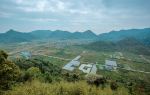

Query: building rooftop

[20,51,31,59]
[90,64,97,74]
[79,64,92,73]
[62,55,81,71]
[105,60,117,70]
[73,55,81,61]
[105,60,117,66]
[79,63,97,74]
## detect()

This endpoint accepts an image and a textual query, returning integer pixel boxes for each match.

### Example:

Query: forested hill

[0,29,35,43]
[98,28,150,45]
[0,29,98,43]
[85,37,150,55]
[0,28,150,45]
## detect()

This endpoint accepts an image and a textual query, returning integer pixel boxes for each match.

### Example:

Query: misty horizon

[1,27,150,35]
[0,0,150,34]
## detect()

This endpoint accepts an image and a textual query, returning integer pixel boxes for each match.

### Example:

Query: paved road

[40,54,71,61]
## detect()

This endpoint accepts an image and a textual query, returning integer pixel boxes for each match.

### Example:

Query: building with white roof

[79,63,97,74]
[62,55,81,71]
[73,55,81,61]
[105,60,117,70]
[79,64,92,73]
[90,64,97,74]
[20,51,31,59]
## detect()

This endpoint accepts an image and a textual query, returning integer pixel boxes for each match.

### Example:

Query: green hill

[85,37,150,55]
[0,29,35,43]
[0,28,150,45]
[98,28,150,45]
[0,29,98,43]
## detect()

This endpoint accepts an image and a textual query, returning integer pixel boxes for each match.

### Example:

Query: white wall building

[79,64,92,73]
[73,55,81,61]
[62,55,81,71]
[79,63,97,74]
[105,60,117,70]
[90,64,97,74]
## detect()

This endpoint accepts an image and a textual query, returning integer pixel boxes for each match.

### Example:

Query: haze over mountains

[0,28,150,45]
[98,28,150,44]
[0,29,98,43]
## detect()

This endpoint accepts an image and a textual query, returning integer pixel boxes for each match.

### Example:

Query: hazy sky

[0,0,150,34]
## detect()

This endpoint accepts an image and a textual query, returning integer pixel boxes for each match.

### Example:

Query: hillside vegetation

[0,48,150,95]
[98,28,150,44]
[85,38,150,55]
[4,80,129,95]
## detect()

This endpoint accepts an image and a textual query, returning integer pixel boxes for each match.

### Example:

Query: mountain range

[0,28,150,45]
[0,29,98,43]
[98,28,150,45]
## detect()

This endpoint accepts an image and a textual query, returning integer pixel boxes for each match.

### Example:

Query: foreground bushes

[4,80,129,95]
[0,50,20,91]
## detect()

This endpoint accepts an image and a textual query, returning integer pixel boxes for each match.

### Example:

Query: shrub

[110,81,118,90]
[4,80,129,95]
[0,50,20,91]
[86,74,106,88]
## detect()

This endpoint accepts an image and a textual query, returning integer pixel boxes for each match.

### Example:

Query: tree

[25,67,41,81]
[0,50,8,63]
[86,74,106,88]
[43,72,53,83]
[72,73,79,81]
[0,50,20,90]
[110,81,118,90]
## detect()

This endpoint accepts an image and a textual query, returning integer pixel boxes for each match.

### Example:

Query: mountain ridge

[0,28,150,44]
[98,28,150,41]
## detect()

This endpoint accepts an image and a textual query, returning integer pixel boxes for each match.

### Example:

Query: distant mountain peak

[84,30,93,33]
[7,29,17,32]
[83,30,97,37]
[6,29,20,34]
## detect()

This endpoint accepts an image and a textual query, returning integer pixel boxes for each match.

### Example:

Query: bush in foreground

[0,50,20,91]
[4,80,129,95]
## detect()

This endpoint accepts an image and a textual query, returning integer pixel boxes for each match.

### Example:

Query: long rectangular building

[62,55,81,71]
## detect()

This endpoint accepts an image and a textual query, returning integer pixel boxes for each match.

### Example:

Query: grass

[4,80,129,95]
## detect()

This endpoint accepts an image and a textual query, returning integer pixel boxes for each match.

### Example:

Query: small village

[62,52,150,74]
[19,50,150,75]
[19,51,119,74]
[62,54,118,74]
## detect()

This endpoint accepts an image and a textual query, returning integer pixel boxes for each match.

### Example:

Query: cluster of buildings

[63,55,118,74]
[62,55,97,74]
[20,51,118,74]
